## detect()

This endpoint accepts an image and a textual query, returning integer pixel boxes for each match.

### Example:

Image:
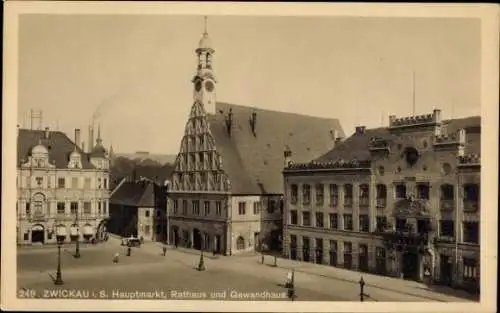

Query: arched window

[236,236,245,250]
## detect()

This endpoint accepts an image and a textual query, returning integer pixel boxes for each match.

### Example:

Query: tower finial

[412,70,416,116]
[97,123,102,144]
[204,16,208,34]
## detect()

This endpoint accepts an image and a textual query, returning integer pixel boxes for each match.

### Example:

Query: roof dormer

[68,150,83,169]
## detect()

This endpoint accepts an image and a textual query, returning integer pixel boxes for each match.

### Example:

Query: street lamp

[74,211,81,258]
[54,233,64,285]
[198,237,205,271]
[359,276,368,302]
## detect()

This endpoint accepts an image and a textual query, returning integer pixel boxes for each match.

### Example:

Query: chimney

[75,128,81,149]
[44,127,50,139]
[225,108,233,136]
[389,115,396,127]
[355,126,366,135]
[284,145,293,167]
[458,128,466,144]
[432,109,442,124]
[330,129,339,145]
[249,111,257,136]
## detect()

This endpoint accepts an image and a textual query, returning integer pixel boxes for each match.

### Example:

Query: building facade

[108,177,168,242]
[17,126,110,245]
[167,24,344,255]
[283,110,480,293]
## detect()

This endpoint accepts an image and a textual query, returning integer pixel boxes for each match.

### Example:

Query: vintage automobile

[121,236,141,247]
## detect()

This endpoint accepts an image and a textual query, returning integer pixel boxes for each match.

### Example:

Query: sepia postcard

[2,1,499,312]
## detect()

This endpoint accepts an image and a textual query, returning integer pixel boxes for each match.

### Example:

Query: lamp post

[359,276,366,302]
[54,235,64,285]
[198,237,205,271]
[74,211,81,258]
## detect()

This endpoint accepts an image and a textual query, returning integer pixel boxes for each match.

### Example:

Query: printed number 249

[19,289,37,298]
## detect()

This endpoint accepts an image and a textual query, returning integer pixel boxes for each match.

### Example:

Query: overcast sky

[18,15,480,154]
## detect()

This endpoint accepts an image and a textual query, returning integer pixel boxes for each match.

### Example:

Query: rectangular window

[315,184,324,205]
[57,202,65,214]
[267,199,276,213]
[215,201,222,216]
[58,178,65,189]
[103,201,107,215]
[376,216,387,232]
[395,218,406,232]
[84,178,91,189]
[204,201,210,216]
[98,202,102,215]
[329,184,338,207]
[70,202,78,215]
[104,178,108,189]
[395,184,406,199]
[359,184,370,207]
[417,183,430,200]
[72,177,79,189]
[253,202,260,215]
[173,200,178,214]
[463,258,479,281]
[439,220,454,238]
[238,202,246,215]
[83,202,91,215]
[290,210,298,225]
[463,184,480,211]
[35,176,43,187]
[155,224,161,235]
[156,209,161,218]
[344,242,352,253]
[315,212,324,228]
[329,213,338,229]
[182,200,188,215]
[290,184,298,204]
[145,210,150,217]
[302,212,311,226]
[463,222,479,244]
[359,214,370,232]
[192,200,200,215]
[343,214,353,231]
[376,184,387,208]
[344,184,353,207]
[302,184,311,205]
[24,232,29,240]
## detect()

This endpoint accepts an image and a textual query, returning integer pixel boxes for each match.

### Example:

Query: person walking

[113,252,120,263]
[162,246,167,257]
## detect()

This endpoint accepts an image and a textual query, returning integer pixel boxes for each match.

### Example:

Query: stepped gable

[17,128,94,169]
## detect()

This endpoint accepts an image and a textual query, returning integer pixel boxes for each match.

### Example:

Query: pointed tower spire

[96,123,102,145]
[204,15,208,35]
[193,15,216,114]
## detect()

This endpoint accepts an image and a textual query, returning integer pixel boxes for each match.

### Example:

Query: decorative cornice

[284,159,371,171]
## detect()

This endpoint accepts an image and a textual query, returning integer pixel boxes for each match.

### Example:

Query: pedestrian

[175,240,178,248]
[127,246,131,256]
[113,252,119,263]
[286,269,293,288]
[162,246,167,256]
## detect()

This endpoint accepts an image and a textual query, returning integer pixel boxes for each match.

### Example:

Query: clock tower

[192,17,216,115]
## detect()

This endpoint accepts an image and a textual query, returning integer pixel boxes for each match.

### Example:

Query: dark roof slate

[17,129,95,169]
[207,102,344,194]
[316,116,481,163]
[110,181,156,207]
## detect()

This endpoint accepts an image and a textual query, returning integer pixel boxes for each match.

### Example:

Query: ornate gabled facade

[17,126,110,245]
[167,21,344,255]
[283,109,480,294]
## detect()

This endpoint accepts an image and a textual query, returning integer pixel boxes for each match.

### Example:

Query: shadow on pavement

[416,285,479,302]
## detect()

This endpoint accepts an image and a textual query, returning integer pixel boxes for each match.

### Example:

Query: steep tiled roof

[17,129,94,169]
[207,102,344,194]
[316,116,481,163]
[110,181,156,207]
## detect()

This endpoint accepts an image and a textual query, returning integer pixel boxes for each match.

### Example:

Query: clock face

[205,81,214,92]
[195,81,202,92]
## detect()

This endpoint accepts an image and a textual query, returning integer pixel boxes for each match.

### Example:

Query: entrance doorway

[402,252,419,280]
[31,225,45,244]
[193,228,202,250]
[440,254,453,286]
[214,235,222,253]
[172,228,179,246]
[254,232,260,251]
[375,247,387,275]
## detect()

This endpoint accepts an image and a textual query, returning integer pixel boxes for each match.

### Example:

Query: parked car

[121,236,141,247]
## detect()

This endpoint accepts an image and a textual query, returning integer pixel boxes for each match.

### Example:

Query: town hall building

[167,21,344,255]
